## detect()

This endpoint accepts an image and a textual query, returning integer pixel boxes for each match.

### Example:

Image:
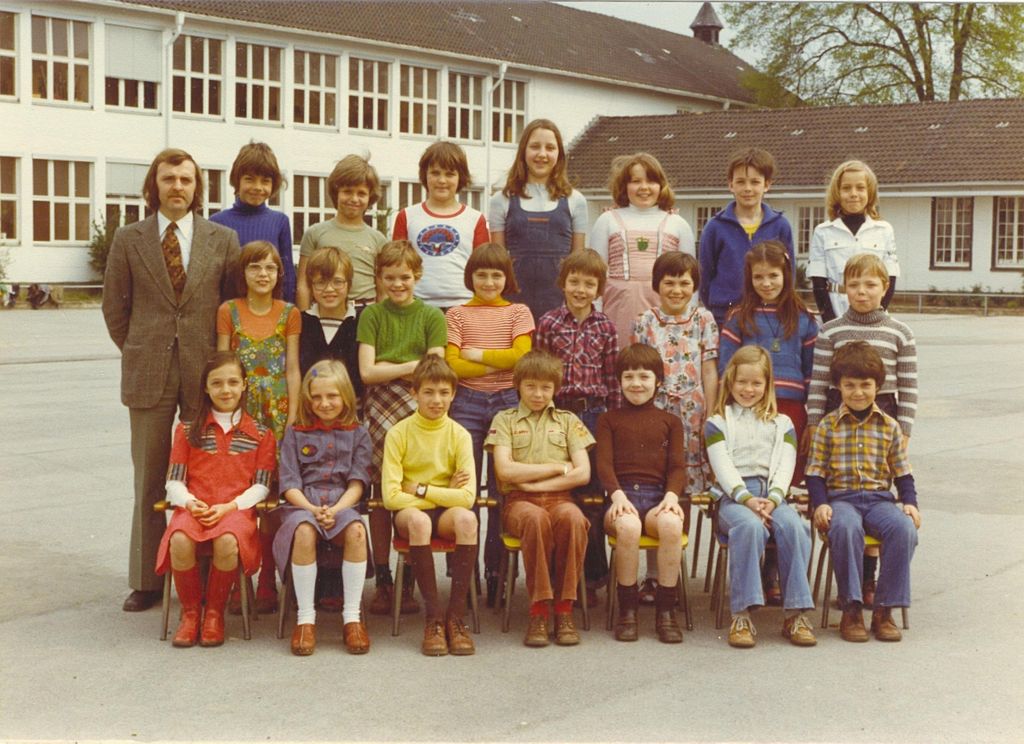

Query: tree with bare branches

[722,2,1024,106]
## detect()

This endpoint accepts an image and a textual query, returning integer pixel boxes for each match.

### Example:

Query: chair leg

[501,548,517,633]
[276,568,291,640]
[578,572,590,631]
[239,567,252,640]
[392,553,405,637]
[703,529,717,594]
[807,524,817,582]
[160,572,172,641]
[469,564,480,634]
[679,554,693,631]
[820,553,834,629]
[812,541,829,604]
[709,542,722,612]
[714,547,729,630]
[901,607,909,630]
[605,546,616,631]
[690,512,703,578]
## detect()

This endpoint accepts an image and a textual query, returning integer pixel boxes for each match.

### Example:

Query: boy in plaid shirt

[535,249,620,605]
[807,342,920,643]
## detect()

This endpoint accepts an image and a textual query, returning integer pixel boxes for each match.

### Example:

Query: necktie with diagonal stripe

[162,222,186,302]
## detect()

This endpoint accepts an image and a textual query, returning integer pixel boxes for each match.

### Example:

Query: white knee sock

[342,560,367,624]
[292,562,317,626]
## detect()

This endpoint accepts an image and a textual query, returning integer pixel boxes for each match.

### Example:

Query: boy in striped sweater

[806,253,917,603]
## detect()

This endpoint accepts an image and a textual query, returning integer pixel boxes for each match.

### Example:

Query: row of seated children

[156,334,919,655]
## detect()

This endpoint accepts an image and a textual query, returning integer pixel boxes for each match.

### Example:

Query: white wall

[0,1,732,283]
[582,192,1024,295]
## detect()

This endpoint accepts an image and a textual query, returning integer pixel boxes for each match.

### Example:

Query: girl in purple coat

[274,359,372,656]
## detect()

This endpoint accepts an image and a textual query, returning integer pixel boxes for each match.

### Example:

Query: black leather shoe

[122,589,162,612]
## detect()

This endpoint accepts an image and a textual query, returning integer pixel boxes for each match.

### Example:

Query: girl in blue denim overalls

[487,118,589,322]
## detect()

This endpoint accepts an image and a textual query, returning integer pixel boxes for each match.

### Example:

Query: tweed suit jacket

[102,213,240,410]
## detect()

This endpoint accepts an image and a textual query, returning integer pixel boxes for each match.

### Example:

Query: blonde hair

[826,160,880,220]
[713,345,778,420]
[296,360,358,427]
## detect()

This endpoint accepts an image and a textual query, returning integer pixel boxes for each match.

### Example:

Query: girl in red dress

[156,351,277,647]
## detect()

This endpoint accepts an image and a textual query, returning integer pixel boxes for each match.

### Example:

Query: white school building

[0,0,756,283]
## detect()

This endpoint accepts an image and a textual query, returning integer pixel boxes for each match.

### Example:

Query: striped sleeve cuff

[767,487,785,506]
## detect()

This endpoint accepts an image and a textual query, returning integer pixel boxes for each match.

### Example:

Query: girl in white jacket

[705,345,815,649]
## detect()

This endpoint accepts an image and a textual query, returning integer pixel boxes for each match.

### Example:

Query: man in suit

[103,148,241,611]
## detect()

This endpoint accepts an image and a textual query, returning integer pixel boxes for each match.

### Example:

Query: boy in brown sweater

[596,344,687,643]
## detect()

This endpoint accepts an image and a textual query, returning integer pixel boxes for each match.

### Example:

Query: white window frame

[993,196,1024,270]
[31,15,90,105]
[32,158,92,243]
[1,11,16,100]
[105,77,158,111]
[1,155,18,243]
[293,49,338,128]
[234,41,282,123]
[366,182,391,232]
[172,34,223,117]
[930,196,973,269]
[797,205,826,257]
[348,56,389,132]
[463,188,483,212]
[399,63,438,136]
[398,180,424,211]
[292,173,331,244]
[104,194,149,228]
[203,168,228,218]
[447,71,483,141]
[694,205,721,249]
[491,78,525,144]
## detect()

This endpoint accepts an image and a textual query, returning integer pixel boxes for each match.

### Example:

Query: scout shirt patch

[300,444,318,458]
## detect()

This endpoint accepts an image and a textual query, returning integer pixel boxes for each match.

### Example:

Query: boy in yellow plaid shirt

[807,342,920,643]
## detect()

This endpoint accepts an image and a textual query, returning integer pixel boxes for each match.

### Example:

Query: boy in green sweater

[382,355,477,656]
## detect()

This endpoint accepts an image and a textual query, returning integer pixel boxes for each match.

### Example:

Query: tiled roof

[568,98,1024,191]
[119,0,756,104]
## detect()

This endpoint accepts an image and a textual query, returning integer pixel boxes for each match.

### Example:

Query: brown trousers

[504,492,589,603]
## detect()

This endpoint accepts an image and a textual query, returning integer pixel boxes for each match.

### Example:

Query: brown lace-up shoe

[421,620,448,656]
[871,607,902,642]
[446,616,475,656]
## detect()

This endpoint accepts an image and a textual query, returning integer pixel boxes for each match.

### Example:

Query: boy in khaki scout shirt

[486,350,594,648]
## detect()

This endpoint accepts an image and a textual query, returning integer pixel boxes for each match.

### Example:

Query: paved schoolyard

[1,308,1022,743]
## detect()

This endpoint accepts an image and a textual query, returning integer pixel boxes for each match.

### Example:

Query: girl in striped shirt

[445,243,535,600]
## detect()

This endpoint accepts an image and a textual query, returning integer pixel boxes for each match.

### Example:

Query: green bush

[88,217,119,277]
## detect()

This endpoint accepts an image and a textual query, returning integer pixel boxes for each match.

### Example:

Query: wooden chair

[497,533,591,633]
[605,533,693,631]
[391,536,480,636]
[154,498,276,641]
[708,490,816,629]
[813,533,909,630]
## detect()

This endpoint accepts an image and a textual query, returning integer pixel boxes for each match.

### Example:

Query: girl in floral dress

[630,251,718,494]
[217,240,301,610]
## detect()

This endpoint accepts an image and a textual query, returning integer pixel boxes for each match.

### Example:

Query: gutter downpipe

[164,11,185,148]
[485,62,509,200]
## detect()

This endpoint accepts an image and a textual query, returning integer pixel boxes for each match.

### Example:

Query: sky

[557,1,739,49]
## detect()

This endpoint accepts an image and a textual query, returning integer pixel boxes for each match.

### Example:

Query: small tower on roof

[690,2,724,46]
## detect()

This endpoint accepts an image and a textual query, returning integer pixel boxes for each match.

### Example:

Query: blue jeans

[450,386,519,575]
[828,490,918,608]
[717,477,813,614]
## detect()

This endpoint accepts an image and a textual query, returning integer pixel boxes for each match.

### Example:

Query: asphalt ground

[1,308,1022,744]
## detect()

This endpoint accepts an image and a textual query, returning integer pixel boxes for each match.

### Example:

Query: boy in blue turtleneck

[698,147,794,327]
[211,142,296,302]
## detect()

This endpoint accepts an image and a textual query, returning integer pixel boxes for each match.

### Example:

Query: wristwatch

[415,483,428,497]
